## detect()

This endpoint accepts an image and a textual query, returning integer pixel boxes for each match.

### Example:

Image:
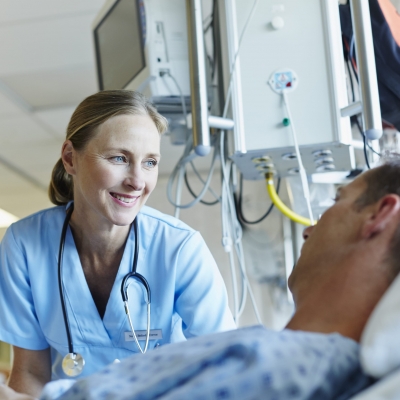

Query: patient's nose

[302,225,314,240]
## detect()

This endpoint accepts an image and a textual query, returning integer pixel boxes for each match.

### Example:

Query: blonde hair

[49,90,168,205]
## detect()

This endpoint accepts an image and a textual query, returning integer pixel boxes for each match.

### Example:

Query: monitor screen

[94,0,145,90]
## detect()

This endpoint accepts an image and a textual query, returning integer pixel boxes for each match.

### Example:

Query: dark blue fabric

[340,0,400,130]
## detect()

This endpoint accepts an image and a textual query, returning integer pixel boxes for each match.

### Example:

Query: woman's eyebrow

[146,152,161,159]
[107,147,161,158]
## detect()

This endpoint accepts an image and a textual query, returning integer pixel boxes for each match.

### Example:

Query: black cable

[235,174,281,225]
[355,117,381,154]
[203,0,216,80]
[203,19,213,33]
[184,170,219,206]
[346,59,356,102]
[211,0,217,80]
[356,119,371,169]
[366,141,381,157]
[349,56,359,84]
[363,132,371,169]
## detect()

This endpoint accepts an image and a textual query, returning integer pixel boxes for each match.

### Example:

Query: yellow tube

[265,173,313,226]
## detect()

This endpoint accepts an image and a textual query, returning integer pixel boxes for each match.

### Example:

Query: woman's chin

[109,211,139,227]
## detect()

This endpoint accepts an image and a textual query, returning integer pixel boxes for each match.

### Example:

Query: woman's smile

[109,192,140,207]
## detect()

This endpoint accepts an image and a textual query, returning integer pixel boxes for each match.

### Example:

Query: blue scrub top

[0,205,235,380]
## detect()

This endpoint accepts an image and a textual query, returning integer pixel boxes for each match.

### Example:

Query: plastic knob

[271,16,285,30]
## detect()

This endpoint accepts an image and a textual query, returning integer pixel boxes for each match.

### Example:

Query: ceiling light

[0,208,19,228]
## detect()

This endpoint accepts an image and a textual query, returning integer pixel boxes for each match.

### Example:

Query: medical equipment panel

[224,0,354,179]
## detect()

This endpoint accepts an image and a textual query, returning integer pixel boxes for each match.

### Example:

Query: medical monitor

[93,0,145,91]
[92,0,191,114]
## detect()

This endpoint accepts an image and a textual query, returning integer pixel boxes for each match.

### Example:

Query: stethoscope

[58,203,151,377]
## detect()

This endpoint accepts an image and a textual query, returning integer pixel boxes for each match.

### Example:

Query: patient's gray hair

[355,160,400,279]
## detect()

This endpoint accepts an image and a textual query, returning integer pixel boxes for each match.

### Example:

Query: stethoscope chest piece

[62,352,85,377]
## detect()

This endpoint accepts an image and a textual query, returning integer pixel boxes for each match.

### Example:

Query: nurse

[0,90,235,398]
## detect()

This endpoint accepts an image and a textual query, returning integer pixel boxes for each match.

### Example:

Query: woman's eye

[111,156,127,163]
[144,159,158,168]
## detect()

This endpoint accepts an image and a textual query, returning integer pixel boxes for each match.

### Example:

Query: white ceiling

[0,0,194,238]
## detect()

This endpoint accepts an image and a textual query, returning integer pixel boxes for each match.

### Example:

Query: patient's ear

[61,140,77,176]
[361,194,400,239]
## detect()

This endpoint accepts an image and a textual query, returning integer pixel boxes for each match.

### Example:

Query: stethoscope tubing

[120,218,151,303]
[58,205,75,355]
[58,203,152,372]
[124,301,151,353]
[121,216,151,354]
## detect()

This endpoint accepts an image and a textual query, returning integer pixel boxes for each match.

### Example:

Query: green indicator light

[282,118,290,127]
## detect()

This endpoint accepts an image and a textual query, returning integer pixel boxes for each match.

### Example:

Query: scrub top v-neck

[0,204,235,379]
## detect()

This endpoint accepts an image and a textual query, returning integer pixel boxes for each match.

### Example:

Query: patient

[2,161,400,400]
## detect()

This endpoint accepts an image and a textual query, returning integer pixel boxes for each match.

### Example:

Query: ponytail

[48,158,73,206]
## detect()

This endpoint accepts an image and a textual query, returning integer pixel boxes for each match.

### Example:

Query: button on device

[271,16,285,30]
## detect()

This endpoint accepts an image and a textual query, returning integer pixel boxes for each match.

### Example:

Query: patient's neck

[285,301,369,342]
[285,265,390,342]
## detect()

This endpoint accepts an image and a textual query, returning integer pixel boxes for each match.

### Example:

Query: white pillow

[360,272,400,378]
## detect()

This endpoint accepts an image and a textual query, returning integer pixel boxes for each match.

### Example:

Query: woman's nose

[125,166,145,191]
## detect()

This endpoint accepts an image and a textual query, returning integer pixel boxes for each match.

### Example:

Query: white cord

[165,70,220,210]
[222,0,260,119]
[228,244,239,322]
[164,0,262,325]
[189,161,221,201]
[221,181,239,323]
[220,131,263,325]
[218,0,263,324]
[174,166,185,219]
[282,91,315,225]
[166,0,259,209]
[162,72,188,126]
[167,147,218,209]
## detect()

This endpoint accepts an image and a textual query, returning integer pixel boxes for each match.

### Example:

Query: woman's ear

[61,140,76,176]
[361,194,400,239]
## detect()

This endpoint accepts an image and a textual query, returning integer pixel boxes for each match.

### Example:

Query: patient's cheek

[287,269,296,291]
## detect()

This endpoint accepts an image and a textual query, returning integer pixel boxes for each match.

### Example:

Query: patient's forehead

[336,174,366,198]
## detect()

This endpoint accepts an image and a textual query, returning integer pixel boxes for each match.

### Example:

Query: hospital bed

[35,269,400,400]
[349,271,400,399]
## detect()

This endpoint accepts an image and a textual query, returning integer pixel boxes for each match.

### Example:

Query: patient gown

[40,325,373,400]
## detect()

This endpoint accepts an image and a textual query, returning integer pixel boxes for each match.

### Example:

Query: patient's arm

[8,346,51,398]
[0,384,35,400]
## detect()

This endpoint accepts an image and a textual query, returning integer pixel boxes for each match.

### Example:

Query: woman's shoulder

[139,206,196,234]
[7,205,65,237]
